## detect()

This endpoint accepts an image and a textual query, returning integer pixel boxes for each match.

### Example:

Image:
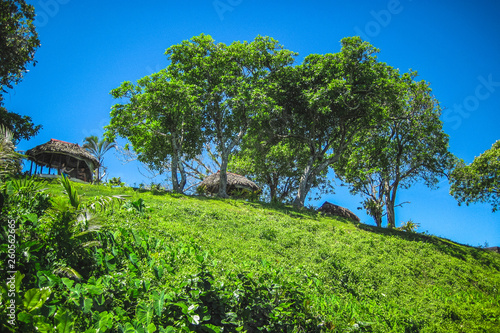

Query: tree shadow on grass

[356,223,500,270]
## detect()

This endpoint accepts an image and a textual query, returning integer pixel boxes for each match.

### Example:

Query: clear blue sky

[4,0,499,246]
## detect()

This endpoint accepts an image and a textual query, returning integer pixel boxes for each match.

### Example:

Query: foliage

[1,179,499,332]
[268,37,399,208]
[397,219,420,233]
[0,0,42,143]
[0,106,42,144]
[0,0,40,94]
[336,72,454,228]
[166,34,297,198]
[230,137,328,204]
[107,177,124,187]
[450,140,500,212]
[108,71,203,194]
[82,135,117,184]
[0,124,23,178]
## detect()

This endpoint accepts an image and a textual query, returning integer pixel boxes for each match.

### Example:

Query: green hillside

[1,178,499,332]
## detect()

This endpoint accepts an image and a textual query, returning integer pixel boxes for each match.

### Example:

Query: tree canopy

[165,34,297,197]
[107,34,456,221]
[0,0,42,142]
[450,140,499,212]
[336,72,454,228]
[270,37,399,207]
[0,0,40,94]
[107,71,203,193]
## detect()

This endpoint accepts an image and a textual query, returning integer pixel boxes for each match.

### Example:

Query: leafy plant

[397,219,420,233]
[124,198,147,215]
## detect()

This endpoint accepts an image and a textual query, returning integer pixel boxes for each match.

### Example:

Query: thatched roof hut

[318,201,360,222]
[26,139,99,182]
[198,171,260,196]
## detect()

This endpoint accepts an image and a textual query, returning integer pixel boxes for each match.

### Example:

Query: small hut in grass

[198,171,260,197]
[318,201,360,222]
[26,139,99,183]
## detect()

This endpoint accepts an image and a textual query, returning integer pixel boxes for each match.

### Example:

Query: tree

[82,135,117,183]
[0,0,40,94]
[107,71,203,193]
[272,37,395,208]
[0,106,42,143]
[450,140,499,212]
[166,34,296,197]
[336,72,453,228]
[0,0,42,142]
[0,124,22,178]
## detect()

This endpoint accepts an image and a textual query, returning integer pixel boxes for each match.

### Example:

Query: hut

[26,139,99,183]
[318,201,360,222]
[198,171,260,197]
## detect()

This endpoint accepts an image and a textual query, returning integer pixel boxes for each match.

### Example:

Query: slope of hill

[2,178,499,332]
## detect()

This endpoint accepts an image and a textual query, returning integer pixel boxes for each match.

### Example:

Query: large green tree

[166,34,296,197]
[272,37,396,208]
[450,140,499,213]
[107,71,203,193]
[0,0,42,142]
[0,0,40,93]
[336,72,453,228]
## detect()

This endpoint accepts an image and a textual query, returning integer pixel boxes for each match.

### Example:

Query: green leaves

[450,140,500,212]
[23,288,51,312]
[335,69,453,227]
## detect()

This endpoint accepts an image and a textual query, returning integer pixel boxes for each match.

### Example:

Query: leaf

[32,315,54,332]
[55,310,75,333]
[172,302,189,315]
[136,301,154,325]
[83,298,93,314]
[146,323,157,333]
[118,322,136,333]
[97,311,114,331]
[152,290,166,316]
[153,265,164,279]
[23,288,51,312]
[36,271,60,288]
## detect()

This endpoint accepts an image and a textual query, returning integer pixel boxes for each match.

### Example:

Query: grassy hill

[2,178,500,332]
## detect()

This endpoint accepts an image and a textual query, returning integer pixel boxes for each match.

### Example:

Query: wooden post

[48,153,55,175]
[76,159,81,181]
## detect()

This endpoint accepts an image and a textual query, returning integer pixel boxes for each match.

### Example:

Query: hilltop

[1,178,499,332]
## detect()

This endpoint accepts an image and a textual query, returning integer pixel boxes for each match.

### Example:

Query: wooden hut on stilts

[26,139,99,183]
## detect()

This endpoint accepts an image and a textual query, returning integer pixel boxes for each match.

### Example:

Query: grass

[30,180,500,331]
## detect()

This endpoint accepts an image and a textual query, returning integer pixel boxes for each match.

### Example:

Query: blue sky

[4,0,499,246]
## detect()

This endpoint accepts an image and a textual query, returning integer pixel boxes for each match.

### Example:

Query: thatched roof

[318,201,360,222]
[199,171,260,195]
[26,139,99,168]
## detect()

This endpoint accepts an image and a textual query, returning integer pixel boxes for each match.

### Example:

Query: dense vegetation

[106,34,454,226]
[1,176,499,332]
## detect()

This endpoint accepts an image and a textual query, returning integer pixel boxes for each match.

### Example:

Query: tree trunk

[385,187,396,228]
[293,166,313,208]
[178,159,187,192]
[218,151,229,198]
[373,209,383,228]
[268,173,278,203]
[171,152,181,193]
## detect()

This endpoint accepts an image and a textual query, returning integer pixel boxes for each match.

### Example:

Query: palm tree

[82,135,116,183]
[0,124,23,179]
